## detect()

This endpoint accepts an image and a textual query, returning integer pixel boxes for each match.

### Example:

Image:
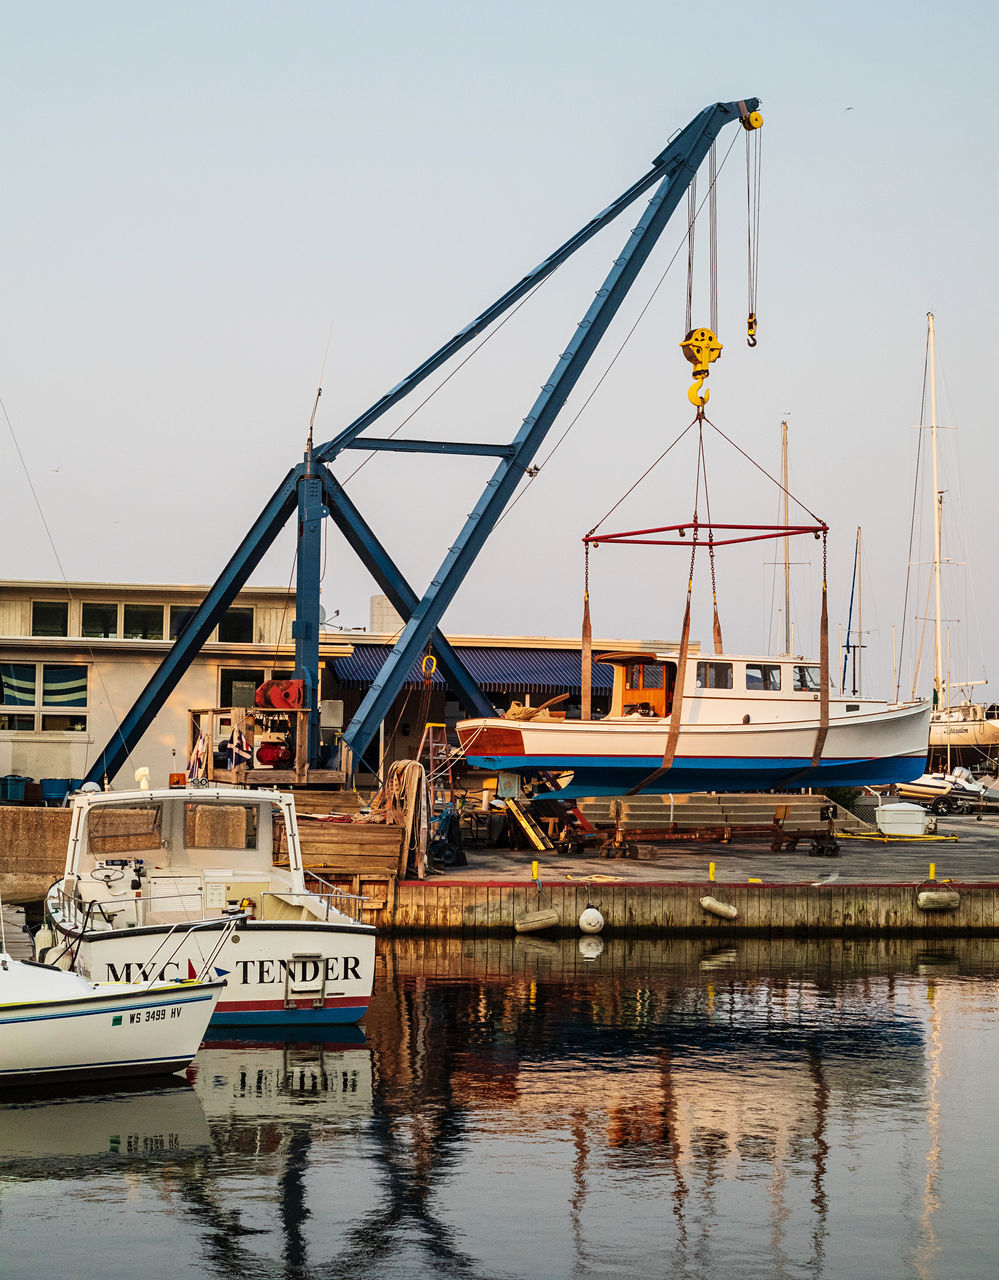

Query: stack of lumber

[288,789,368,816]
[275,816,405,925]
[574,792,872,845]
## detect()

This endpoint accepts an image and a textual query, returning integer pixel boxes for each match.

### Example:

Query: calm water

[2,935,998,1280]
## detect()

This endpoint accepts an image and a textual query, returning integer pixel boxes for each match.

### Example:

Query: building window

[219,607,254,643]
[82,602,118,638]
[32,601,68,637]
[169,606,199,640]
[123,604,164,640]
[0,662,87,732]
[220,669,266,707]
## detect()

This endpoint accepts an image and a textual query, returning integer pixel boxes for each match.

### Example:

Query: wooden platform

[574,792,873,837]
[276,818,406,926]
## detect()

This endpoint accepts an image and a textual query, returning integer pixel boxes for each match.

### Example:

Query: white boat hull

[0,964,223,1086]
[458,700,932,796]
[43,911,376,1026]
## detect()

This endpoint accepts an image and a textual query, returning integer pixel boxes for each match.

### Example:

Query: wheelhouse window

[31,601,68,637]
[794,665,822,692]
[82,602,118,638]
[0,662,87,732]
[746,663,781,691]
[124,603,164,639]
[696,662,733,689]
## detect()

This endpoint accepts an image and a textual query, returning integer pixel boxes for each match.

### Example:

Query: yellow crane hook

[680,327,723,407]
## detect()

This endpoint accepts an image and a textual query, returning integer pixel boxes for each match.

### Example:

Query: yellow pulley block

[680,327,723,407]
[740,108,763,131]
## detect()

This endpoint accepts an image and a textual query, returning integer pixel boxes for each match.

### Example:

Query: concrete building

[0,583,677,794]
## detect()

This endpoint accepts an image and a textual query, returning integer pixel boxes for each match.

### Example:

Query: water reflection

[1,937,998,1279]
[0,1078,211,1176]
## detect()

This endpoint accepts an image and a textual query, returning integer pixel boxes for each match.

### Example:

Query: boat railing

[47,885,120,968]
[265,876,368,923]
[136,913,247,985]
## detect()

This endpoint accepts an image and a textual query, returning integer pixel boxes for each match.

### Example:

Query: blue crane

[84,97,762,786]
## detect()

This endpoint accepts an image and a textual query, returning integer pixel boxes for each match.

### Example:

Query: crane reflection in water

[2,935,981,1280]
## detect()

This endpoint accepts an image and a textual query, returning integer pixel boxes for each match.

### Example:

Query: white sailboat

[908,313,998,774]
[0,921,227,1086]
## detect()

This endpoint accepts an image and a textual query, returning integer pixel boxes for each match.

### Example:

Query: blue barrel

[2,775,28,802]
[40,778,70,804]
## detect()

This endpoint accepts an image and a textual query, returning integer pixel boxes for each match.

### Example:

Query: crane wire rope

[496,129,743,532]
[745,123,762,344]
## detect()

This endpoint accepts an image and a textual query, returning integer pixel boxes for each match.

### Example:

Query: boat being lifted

[460,329,931,797]
[457,649,931,798]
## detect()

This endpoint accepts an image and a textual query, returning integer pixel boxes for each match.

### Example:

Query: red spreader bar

[584,521,827,548]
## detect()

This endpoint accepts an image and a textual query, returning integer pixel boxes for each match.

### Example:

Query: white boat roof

[69,786,290,810]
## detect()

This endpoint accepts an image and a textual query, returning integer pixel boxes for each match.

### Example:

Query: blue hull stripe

[468,752,926,795]
[209,1006,369,1027]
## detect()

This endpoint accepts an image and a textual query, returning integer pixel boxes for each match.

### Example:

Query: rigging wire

[898,328,932,700]
[339,280,547,486]
[0,392,132,782]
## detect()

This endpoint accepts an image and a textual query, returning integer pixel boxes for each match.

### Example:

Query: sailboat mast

[782,419,791,655]
[857,527,863,697]
[929,312,944,708]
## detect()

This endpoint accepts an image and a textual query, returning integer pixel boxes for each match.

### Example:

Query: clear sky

[2,1,996,700]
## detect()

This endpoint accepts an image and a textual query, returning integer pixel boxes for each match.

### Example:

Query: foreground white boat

[0,951,224,1087]
[44,787,375,1026]
[458,651,931,797]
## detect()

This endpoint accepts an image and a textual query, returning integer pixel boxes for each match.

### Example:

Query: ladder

[417,722,454,813]
[504,798,555,852]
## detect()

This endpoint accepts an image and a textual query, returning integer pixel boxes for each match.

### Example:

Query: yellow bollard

[709,862,716,882]
[929,862,936,882]
[748,877,762,883]
[531,860,539,881]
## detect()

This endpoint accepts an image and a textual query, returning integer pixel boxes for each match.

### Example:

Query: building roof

[330,644,618,695]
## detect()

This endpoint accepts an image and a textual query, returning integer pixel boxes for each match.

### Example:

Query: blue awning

[329,645,614,695]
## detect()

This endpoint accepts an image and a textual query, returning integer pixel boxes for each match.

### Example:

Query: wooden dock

[383,877,999,936]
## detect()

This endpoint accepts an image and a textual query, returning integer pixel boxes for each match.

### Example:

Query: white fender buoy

[917,889,961,912]
[578,936,604,961]
[32,926,55,961]
[579,905,605,934]
[699,895,739,920]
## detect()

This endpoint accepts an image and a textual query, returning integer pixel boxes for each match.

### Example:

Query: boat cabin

[600,652,824,719]
[61,788,314,929]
